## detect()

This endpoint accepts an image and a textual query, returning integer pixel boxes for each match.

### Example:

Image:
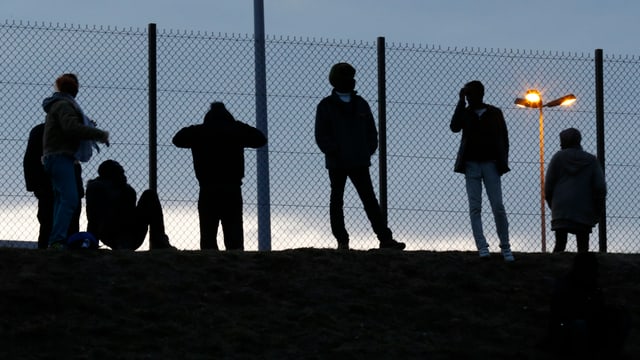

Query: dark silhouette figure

[315,62,405,251]
[42,73,109,249]
[545,128,607,253]
[450,80,514,261]
[547,253,630,358]
[24,123,83,249]
[172,102,266,251]
[85,160,174,250]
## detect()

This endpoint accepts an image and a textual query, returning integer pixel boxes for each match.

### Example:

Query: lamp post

[514,90,576,252]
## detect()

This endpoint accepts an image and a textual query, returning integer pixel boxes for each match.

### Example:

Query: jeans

[464,161,510,251]
[328,167,392,245]
[43,154,79,247]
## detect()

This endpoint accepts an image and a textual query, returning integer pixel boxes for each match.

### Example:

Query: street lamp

[514,90,576,252]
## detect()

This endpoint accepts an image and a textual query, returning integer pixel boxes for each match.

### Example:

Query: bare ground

[0,248,638,359]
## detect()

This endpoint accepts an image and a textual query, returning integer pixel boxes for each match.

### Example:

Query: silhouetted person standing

[315,62,405,251]
[450,80,514,261]
[173,102,266,250]
[545,128,606,253]
[42,73,109,249]
[86,160,175,250]
[24,123,83,249]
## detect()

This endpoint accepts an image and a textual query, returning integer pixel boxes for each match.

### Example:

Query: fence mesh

[1,20,639,252]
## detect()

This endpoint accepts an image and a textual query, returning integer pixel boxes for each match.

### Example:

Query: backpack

[67,232,99,249]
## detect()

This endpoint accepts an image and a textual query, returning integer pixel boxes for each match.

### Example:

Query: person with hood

[172,102,267,251]
[450,80,514,261]
[315,62,405,251]
[23,122,83,249]
[85,160,175,250]
[545,128,607,253]
[42,73,109,249]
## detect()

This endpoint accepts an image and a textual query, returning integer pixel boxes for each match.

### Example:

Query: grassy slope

[0,248,638,359]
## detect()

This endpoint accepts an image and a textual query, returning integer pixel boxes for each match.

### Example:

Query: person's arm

[235,121,267,148]
[314,101,337,155]
[450,88,467,133]
[363,100,378,155]
[23,124,46,193]
[172,125,199,148]
[544,155,559,207]
[55,101,109,143]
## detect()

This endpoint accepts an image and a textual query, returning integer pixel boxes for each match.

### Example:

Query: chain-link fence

[1,20,639,252]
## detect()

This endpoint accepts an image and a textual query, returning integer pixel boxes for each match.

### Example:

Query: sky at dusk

[4,0,640,56]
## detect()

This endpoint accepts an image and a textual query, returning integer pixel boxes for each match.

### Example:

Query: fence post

[377,37,388,224]
[148,23,158,192]
[595,49,607,252]
[254,0,271,251]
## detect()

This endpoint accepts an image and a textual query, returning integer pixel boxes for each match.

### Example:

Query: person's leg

[464,161,489,256]
[136,189,173,250]
[576,232,590,253]
[68,163,83,236]
[553,230,568,252]
[328,168,350,248]
[482,162,512,259]
[220,185,244,251]
[198,186,220,250]
[43,155,79,248]
[35,188,54,249]
[348,167,394,243]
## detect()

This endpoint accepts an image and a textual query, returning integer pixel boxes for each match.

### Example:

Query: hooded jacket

[172,103,267,186]
[315,90,378,169]
[545,147,606,228]
[42,93,107,158]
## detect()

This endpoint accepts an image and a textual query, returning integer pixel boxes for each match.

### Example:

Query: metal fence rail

[1,20,638,252]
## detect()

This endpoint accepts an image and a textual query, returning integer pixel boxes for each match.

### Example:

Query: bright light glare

[525,90,541,103]
[560,97,576,106]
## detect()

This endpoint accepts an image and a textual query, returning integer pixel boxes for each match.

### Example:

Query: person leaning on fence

[172,102,267,251]
[42,73,110,249]
[450,80,514,261]
[85,160,175,250]
[23,122,83,249]
[315,62,405,251]
[544,128,607,253]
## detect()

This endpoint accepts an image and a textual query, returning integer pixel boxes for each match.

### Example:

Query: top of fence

[3,18,640,62]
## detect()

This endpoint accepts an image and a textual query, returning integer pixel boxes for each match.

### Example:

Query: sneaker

[379,239,406,250]
[48,242,66,250]
[478,248,490,259]
[502,249,515,262]
[150,234,177,250]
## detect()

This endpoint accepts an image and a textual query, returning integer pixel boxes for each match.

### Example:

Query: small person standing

[545,128,607,252]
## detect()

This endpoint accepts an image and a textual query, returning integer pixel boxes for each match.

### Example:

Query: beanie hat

[560,127,582,150]
[329,63,356,92]
[204,102,234,124]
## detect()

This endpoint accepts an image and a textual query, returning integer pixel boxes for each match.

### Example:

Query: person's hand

[100,131,110,146]
[459,87,467,102]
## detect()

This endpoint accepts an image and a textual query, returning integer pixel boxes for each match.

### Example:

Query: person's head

[55,73,79,97]
[560,127,583,150]
[98,160,126,184]
[204,102,234,124]
[463,80,484,107]
[329,62,356,93]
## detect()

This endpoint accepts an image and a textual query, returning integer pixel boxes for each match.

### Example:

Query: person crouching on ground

[86,160,175,250]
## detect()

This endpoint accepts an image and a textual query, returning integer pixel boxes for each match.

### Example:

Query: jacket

[315,91,378,169]
[172,116,266,186]
[450,100,510,175]
[42,93,106,158]
[545,148,607,228]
